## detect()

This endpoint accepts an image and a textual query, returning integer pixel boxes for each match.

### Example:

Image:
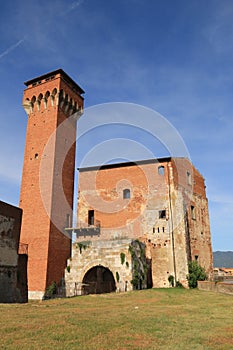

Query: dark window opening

[88,210,94,226]
[34,153,39,159]
[159,210,166,219]
[153,227,155,233]
[162,227,165,233]
[187,171,192,185]
[158,166,165,176]
[195,255,199,261]
[66,214,70,228]
[157,227,160,233]
[123,189,130,199]
[82,266,116,295]
[191,205,195,220]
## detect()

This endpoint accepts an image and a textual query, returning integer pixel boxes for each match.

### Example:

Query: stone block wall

[198,280,233,295]
[65,239,134,296]
[0,201,26,303]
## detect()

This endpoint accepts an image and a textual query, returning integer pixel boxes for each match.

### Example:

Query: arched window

[123,189,130,199]
[158,166,165,176]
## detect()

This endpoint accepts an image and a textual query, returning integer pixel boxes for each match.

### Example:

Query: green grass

[0,288,232,349]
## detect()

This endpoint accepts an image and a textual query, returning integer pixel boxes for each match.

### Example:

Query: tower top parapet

[24,68,85,96]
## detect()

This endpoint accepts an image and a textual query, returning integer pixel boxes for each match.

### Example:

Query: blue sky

[0,0,232,251]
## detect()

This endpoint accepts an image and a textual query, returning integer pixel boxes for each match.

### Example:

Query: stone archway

[82,265,116,295]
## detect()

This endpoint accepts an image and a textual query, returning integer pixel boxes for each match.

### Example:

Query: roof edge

[24,68,85,94]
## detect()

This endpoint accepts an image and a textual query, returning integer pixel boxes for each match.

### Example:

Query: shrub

[116,271,120,283]
[43,281,57,300]
[168,275,174,287]
[187,261,207,288]
[175,280,184,288]
[120,252,126,265]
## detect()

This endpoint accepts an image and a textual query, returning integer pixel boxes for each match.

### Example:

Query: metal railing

[65,220,101,238]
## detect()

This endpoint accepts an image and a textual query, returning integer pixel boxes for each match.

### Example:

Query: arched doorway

[82,265,116,295]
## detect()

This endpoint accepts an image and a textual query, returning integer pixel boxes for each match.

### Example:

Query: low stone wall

[198,280,233,295]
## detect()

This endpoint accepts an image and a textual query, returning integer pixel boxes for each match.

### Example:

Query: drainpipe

[167,162,177,283]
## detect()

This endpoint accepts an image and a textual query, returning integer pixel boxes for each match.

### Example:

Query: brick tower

[19,69,84,299]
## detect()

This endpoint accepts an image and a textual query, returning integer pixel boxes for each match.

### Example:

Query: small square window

[159,210,166,219]
[123,189,130,199]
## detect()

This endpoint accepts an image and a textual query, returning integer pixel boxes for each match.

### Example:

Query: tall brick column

[19,69,84,299]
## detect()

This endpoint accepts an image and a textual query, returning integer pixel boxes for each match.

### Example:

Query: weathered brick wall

[75,157,213,290]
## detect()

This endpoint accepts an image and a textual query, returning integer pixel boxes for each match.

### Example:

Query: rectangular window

[191,205,195,220]
[66,214,70,228]
[88,210,94,225]
[187,171,192,185]
[158,166,165,176]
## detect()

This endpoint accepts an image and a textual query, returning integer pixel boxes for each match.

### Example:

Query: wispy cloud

[64,0,84,15]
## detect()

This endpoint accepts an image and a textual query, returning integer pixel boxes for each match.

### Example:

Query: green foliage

[120,252,126,265]
[168,275,174,287]
[76,241,90,254]
[43,281,57,299]
[187,261,207,288]
[129,240,147,290]
[66,265,70,273]
[116,271,120,283]
[175,280,184,288]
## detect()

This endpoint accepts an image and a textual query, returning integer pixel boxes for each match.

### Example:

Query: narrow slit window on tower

[123,189,130,199]
[88,210,94,226]
[191,205,196,220]
[66,214,70,228]
[187,171,192,185]
[158,166,165,176]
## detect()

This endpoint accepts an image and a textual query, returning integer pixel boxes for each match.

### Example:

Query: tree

[187,261,207,288]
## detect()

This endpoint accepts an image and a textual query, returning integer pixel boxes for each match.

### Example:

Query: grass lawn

[0,288,232,350]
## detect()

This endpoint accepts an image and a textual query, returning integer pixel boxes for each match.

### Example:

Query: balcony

[65,220,101,239]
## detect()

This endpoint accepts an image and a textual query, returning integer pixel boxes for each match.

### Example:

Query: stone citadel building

[19,70,213,299]
[65,157,213,295]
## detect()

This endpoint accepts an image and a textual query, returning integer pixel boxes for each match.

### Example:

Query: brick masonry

[66,157,213,294]
[19,70,84,299]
